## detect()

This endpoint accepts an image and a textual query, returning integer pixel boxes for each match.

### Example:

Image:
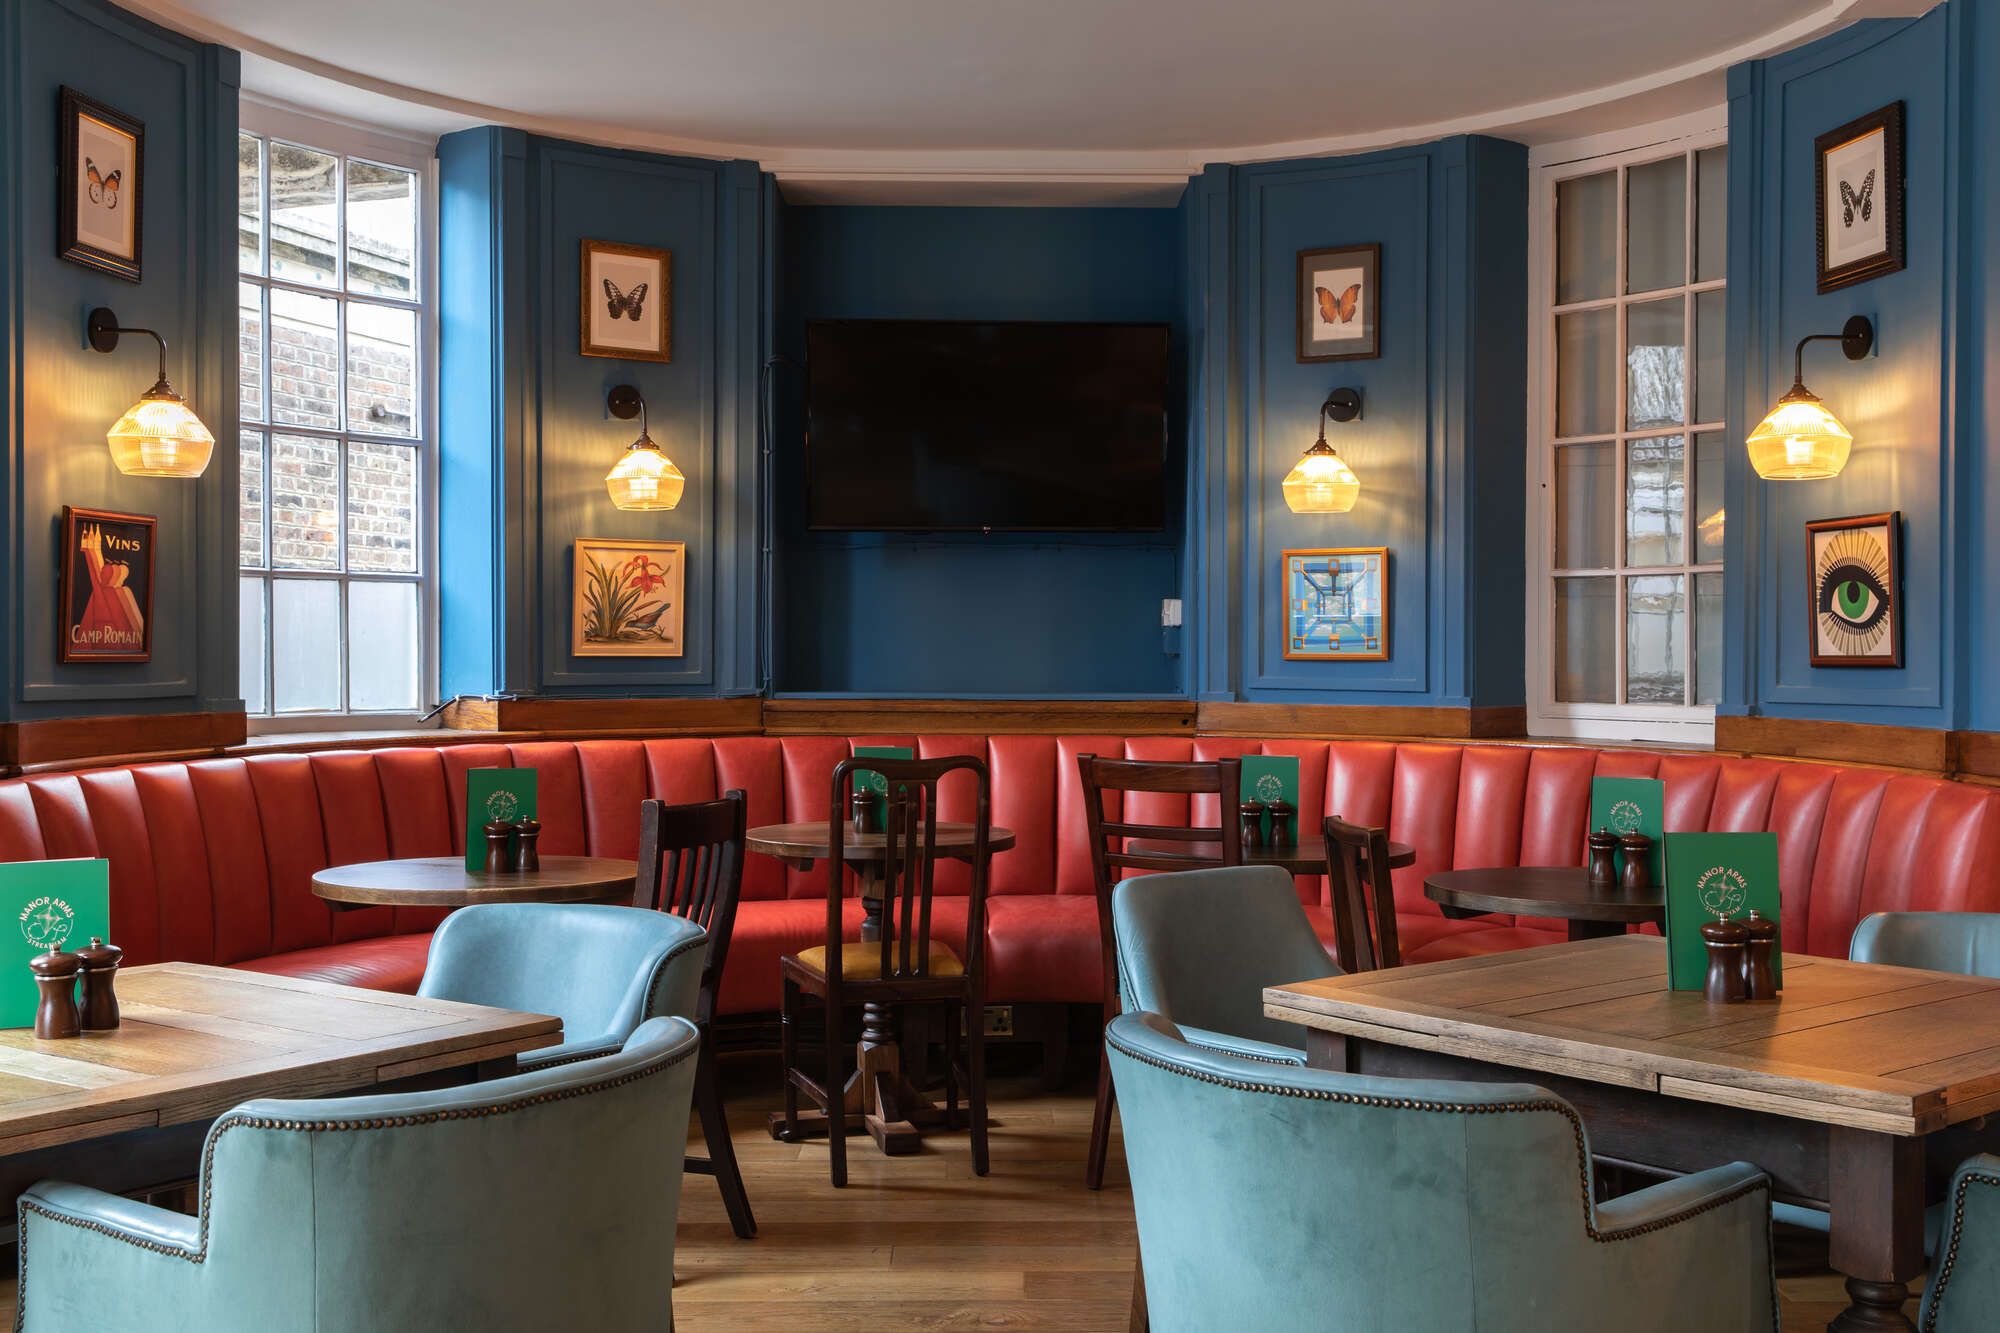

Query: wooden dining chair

[1322,815,1402,973]
[1077,753,1242,1190]
[778,755,993,1188]
[634,789,756,1239]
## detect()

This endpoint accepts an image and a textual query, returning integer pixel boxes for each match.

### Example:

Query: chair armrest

[518,1034,627,1072]
[17,1181,201,1256]
[1593,1162,1769,1236]
[1178,1025,1306,1067]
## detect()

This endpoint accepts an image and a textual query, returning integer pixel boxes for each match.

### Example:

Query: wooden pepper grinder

[1238,801,1265,849]
[513,817,542,873]
[483,819,516,874]
[76,936,123,1031]
[1740,909,1780,1001]
[1701,917,1751,1003]
[1617,832,1654,894]
[1267,799,1296,847]
[29,949,83,1040]
[1586,828,1619,888]
[850,788,874,837]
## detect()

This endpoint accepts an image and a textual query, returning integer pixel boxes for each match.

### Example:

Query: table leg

[1827,1126,1924,1331]
[1566,920,1627,943]
[1303,1029,1351,1073]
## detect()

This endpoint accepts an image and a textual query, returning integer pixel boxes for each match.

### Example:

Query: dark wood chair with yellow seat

[1077,752,1242,1191]
[634,790,757,1238]
[1321,815,1403,973]
[777,754,993,1188]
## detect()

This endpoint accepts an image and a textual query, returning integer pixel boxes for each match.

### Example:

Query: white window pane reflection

[269,142,338,287]
[1626,297,1685,430]
[1626,157,1686,294]
[1625,436,1685,568]
[1555,443,1614,570]
[346,161,417,299]
[1555,578,1615,704]
[1557,307,1617,437]
[1626,574,1687,704]
[1557,171,1616,305]
[272,579,341,712]
[239,578,267,714]
[348,582,419,711]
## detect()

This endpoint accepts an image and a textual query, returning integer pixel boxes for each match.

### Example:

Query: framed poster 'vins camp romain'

[60,506,154,663]
[0,859,111,1028]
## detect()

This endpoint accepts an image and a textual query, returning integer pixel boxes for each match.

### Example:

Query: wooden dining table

[0,962,559,1213]
[1265,935,2000,1331]
[1424,865,1665,941]
[310,855,638,910]
[1122,833,1415,875]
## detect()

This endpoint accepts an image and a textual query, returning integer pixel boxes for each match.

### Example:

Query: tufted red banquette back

[1,735,1995,1012]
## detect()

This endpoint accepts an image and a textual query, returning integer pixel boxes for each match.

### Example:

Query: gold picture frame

[1282,547,1389,661]
[572,538,684,657]
[580,238,672,362]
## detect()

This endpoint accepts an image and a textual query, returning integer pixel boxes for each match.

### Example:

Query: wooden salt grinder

[483,820,516,875]
[513,818,543,873]
[29,949,83,1040]
[77,936,124,1031]
[1740,909,1780,1001]
[1617,832,1654,894]
[850,788,875,837]
[1238,801,1265,849]
[1701,917,1751,1004]
[1586,828,1619,888]
[1268,800,1296,847]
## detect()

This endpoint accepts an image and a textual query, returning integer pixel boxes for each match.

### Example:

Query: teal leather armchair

[1919,1154,2000,1332]
[1108,1010,1777,1332]
[418,901,707,1068]
[1852,911,2000,978]
[1112,864,1337,1065]
[16,1016,701,1332]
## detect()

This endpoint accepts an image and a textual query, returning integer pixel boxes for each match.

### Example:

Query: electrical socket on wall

[1161,598,1183,628]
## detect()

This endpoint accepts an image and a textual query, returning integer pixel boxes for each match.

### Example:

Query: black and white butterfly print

[85,158,121,210]
[1839,170,1876,229]
[603,280,648,321]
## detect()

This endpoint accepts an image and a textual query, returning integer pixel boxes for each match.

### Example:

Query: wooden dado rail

[3,697,1997,785]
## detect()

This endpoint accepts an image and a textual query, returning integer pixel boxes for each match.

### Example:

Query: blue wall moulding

[1724,4,1991,730]
[438,129,766,698]
[1187,136,1528,708]
[772,205,1188,697]
[0,0,241,723]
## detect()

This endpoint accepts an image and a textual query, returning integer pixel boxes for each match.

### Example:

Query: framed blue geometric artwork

[1283,547,1389,661]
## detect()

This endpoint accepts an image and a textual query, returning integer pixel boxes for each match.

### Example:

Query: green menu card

[1589,776,1665,885]
[852,746,913,832]
[1663,831,1783,992]
[465,767,539,872]
[0,859,111,1028]
[1240,755,1301,843]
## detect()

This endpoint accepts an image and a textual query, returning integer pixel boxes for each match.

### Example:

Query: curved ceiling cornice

[129,0,1926,204]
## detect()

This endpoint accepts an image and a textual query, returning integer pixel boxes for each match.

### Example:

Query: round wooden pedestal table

[747,820,1015,1157]
[1123,833,1416,875]
[310,856,639,911]
[1422,865,1665,942]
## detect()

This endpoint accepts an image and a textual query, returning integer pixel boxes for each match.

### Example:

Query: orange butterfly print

[86,158,122,210]
[1314,283,1360,327]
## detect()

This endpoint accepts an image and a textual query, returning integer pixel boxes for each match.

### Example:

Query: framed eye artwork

[580,238,672,362]
[58,87,144,282]
[1806,511,1901,668]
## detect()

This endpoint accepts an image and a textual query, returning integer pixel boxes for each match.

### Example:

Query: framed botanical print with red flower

[572,538,684,657]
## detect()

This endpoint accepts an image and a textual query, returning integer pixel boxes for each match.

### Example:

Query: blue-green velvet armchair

[1919,1154,2000,1332]
[16,1016,700,1332]
[418,901,707,1068]
[1851,911,2000,978]
[1108,1010,1777,1332]
[1112,864,1337,1066]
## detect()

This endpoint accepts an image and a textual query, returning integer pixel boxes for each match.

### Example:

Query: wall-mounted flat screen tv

[805,319,1169,531]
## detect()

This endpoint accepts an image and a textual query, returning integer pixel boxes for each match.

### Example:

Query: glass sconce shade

[605,438,685,510]
[107,385,217,477]
[1746,386,1852,481]
[1282,439,1361,513]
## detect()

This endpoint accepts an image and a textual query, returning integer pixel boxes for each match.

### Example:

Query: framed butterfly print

[1296,243,1380,363]
[1815,102,1903,294]
[59,88,144,283]
[581,238,672,362]
[1806,511,1901,668]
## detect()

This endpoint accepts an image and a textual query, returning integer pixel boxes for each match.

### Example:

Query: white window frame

[238,98,441,735]
[1525,109,1728,745]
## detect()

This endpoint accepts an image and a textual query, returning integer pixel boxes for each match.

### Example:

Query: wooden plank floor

[0,1052,1926,1329]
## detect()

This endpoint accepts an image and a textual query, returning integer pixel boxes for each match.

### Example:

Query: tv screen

[805,319,1168,531]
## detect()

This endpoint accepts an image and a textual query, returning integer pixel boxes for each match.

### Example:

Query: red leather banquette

[2,735,1995,1014]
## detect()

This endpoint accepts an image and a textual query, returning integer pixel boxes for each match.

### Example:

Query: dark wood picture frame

[1296,243,1381,363]
[58,506,156,664]
[1815,102,1904,294]
[580,238,672,363]
[1806,510,1901,669]
[58,87,144,283]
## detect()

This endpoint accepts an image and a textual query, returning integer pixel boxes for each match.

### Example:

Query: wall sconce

[604,384,684,511]
[1282,387,1363,514]
[1746,315,1874,480]
[87,307,216,478]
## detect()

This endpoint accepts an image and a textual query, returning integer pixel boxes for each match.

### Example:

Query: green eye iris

[1817,559,1889,633]
[1834,579,1876,622]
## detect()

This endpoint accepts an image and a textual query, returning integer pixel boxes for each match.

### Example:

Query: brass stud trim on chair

[1918,1168,2000,1332]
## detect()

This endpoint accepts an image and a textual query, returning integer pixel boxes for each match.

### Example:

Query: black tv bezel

[802,316,1171,534]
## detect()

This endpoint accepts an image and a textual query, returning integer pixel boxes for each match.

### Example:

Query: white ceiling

[133,0,1928,204]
